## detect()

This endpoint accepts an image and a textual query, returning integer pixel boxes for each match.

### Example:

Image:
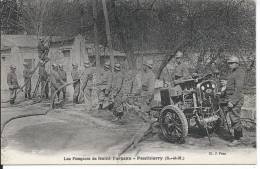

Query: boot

[10,100,14,105]
[234,129,243,140]
[28,93,32,99]
[228,129,243,147]
[228,140,242,147]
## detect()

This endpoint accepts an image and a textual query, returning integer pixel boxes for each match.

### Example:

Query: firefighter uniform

[58,64,67,100]
[111,64,125,121]
[111,64,124,96]
[81,61,95,110]
[173,62,190,79]
[71,64,81,104]
[172,51,190,80]
[23,63,32,99]
[132,60,156,121]
[222,56,245,145]
[7,65,19,104]
[38,38,50,61]
[38,61,49,99]
[50,64,65,101]
[225,69,245,137]
[98,62,112,108]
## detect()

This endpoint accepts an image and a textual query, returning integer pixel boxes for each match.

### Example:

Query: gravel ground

[1,96,256,164]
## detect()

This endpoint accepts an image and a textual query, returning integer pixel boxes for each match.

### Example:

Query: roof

[1,34,126,57]
[1,34,59,49]
[86,43,126,57]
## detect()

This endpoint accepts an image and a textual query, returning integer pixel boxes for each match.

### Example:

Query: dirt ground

[1,95,257,164]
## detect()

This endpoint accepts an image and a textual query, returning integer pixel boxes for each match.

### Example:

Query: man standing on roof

[71,64,81,104]
[23,62,32,99]
[38,37,50,62]
[7,65,20,104]
[172,51,190,80]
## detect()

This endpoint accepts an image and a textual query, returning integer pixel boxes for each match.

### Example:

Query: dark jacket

[225,67,245,105]
[7,72,19,89]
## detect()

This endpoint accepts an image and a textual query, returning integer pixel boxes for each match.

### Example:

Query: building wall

[1,47,39,91]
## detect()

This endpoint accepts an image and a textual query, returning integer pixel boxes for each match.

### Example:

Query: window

[62,50,70,57]
[24,59,33,69]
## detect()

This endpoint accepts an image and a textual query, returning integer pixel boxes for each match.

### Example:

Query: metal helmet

[52,63,58,68]
[104,61,111,69]
[175,51,183,58]
[10,65,16,69]
[227,55,239,63]
[84,61,91,68]
[114,63,121,71]
[213,69,220,74]
[72,63,78,67]
[143,59,153,69]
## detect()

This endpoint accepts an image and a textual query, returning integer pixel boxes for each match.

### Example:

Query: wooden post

[92,0,101,76]
[102,0,114,73]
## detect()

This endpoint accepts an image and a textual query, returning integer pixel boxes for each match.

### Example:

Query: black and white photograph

[0,0,256,165]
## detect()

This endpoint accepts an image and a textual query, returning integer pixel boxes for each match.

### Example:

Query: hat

[104,61,111,69]
[227,55,239,63]
[10,65,16,69]
[23,62,29,66]
[84,61,91,68]
[39,37,44,41]
[114,63,121,71]
[39,60,44,64]
[59,64,63,68]
[52,63,58,67]
[72,63,78,67]
[143,60,153,69]
[175,51,183,58]
[213,69,220,74]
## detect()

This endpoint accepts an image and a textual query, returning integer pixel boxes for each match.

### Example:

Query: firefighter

[58,64,67,101]
[111,63,125,121]
[133,60,156,121]
[98,61,112,109]
[7,65,20,104]
[71,63,81,104]
[221,55,245,146]
[38,37,50,61]
[172,51,190,80]
[140,60,156,97]
[38,60,49,99]
[23,62,32,99]
[111,63,123,96]
[81,61,95,110]
[50,64,65,104]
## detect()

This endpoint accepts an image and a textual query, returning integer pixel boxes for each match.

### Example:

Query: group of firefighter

[6,49,246,147]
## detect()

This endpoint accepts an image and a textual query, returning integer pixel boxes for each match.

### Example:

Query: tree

[0,0,21,34]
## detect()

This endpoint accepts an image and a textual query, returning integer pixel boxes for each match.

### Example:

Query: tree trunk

[125,49,136,70]
[92,0,100,76]
[102,0,114,72]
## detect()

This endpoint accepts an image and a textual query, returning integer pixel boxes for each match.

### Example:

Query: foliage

[1,0,255,77]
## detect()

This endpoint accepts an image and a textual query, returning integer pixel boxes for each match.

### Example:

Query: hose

[1,81,76,137]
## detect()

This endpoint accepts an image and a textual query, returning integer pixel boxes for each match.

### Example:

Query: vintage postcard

[1,0,256,165]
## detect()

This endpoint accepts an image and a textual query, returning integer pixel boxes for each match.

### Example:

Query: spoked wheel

[158,107,188,143]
